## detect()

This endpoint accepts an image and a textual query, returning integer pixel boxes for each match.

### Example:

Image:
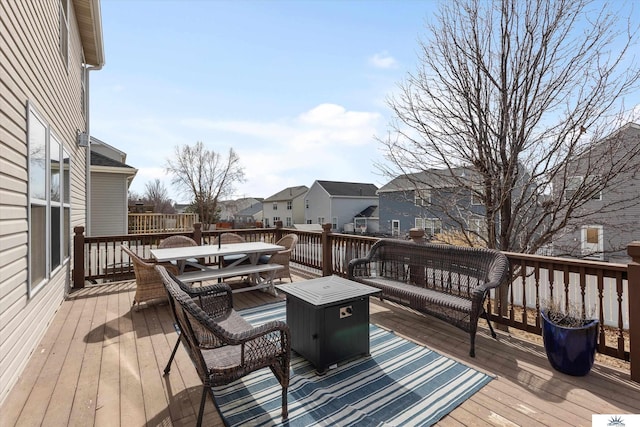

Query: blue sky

[90,0,639,204]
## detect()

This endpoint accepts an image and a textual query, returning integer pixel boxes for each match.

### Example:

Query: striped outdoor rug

[213,301,492,426]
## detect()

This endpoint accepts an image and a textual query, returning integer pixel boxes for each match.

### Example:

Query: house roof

[237,203,263,216]
[91,151,135,169]
[377,167,474,193]
[355,205,379,218]
[315,180,378,197]
[264,185,309,202]
[73,0,105,67]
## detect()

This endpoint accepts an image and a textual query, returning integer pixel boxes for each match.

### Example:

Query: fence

[72,223,640,381]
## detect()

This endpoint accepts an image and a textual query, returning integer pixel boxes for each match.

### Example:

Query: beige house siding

[0,0,100,405]
[90,172,129,236]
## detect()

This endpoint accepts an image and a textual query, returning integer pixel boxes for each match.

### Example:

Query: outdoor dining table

[150,241,285,294]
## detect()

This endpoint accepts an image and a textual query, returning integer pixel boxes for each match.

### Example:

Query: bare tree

[165,142,245,229]
[144,179,175,214]
[378,0,640,254]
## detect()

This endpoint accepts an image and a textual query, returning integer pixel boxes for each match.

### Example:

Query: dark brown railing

[72,223,639,382]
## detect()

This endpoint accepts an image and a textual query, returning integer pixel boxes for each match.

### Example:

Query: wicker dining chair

[157,266,291,426]
[121,244,178,309]
[212,232,247,266]
[260,233,298,282]
[158,235,199,273]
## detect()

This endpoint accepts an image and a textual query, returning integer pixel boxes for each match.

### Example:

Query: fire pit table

[275,275,380,374]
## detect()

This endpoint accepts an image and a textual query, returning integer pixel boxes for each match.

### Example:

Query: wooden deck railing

[72,223,639,382]
[128,213,199,234]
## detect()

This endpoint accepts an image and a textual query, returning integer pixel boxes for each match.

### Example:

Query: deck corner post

[627,241,640,383]
[321,223,333,276]
[193,223,202,245]
[73,226,85,289]
[275,221,284,242]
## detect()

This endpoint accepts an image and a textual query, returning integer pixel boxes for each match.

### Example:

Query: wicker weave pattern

[158,235,198,273]
[157,266,291,425]
[121,244,178,309]
[348,239,508,357]
[260,233,298,282]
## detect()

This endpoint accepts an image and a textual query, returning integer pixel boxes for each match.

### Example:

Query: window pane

[50,136,61,202]
[63,148,70,204]
[30,204,47,286]
[51,205,61,269]
[29,114,47,201]
[64,207,70,258]
[586,228,599,244]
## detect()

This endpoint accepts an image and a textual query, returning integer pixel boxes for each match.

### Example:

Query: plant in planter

[540,300,599,376]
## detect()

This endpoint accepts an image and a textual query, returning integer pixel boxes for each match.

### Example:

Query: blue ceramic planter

[541,310,599,376]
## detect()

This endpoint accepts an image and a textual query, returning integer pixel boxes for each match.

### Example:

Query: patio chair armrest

[157,262,179,276]
[229,320,290,345]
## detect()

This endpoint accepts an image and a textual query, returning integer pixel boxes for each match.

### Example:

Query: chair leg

[484,311,497,338]
[197,386,207,427]
[282,386,288,420]
[164,338,181,375]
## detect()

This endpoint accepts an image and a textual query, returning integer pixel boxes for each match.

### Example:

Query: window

[285,217,292,227]
[332,217,338,230]
[59,0,69,70]
[468,217,487,239]
[414,189,431,206]
[264,218,270,227]
[564,176,602,201]
[273,216,281,224]
[471,186,483,206]
[28,103,71,296]
[306,219,312,224]
[415,218,442,236]
[317,217,325,225]
[287,201,292,210]
[305,199,309,209]
[272,202,278,210]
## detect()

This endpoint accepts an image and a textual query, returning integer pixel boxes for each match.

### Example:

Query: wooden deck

[2,273,640,427]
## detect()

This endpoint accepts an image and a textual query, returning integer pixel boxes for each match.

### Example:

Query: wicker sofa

[347,239,509,357]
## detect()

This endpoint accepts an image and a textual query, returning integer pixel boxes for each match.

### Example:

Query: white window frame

[287,201,292,210]
[391,220,400,237]
[317,216,325,225]
[414,189,431,206]
[581,225,604,260]
[272,202,278,210]
[285,217,292,227]
[28,102,71,297]
[416,218,442,236]
[471,186,483,206]
[332,217,338,230]
[565,176,602,201]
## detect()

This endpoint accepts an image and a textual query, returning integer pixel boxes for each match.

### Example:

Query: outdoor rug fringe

[213,301,491,426]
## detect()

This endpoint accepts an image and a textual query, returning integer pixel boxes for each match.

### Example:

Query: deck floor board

[2,272,640,426]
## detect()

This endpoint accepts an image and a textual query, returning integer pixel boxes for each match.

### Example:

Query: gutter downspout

[83,0,105,236]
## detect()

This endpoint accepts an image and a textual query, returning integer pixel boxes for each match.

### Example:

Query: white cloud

[369,51,398,69]
[97,103,386,202]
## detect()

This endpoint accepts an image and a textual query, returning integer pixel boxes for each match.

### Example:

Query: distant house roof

[315,180,378,197]
[237,202,263,217]
[355,205,379,218]
[90,151,135,169]
[377,167,474,193]
[264,185,309,202]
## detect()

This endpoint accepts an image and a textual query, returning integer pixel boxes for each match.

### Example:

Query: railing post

[321,223,333,276]
[628,242,640,383]
[193,223,202,245]
[275,221,284,242]
[408,228,426,285]
[73,226,85,289]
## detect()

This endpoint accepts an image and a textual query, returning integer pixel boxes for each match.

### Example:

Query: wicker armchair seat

[348,239,509,357]
[156,266,291,426]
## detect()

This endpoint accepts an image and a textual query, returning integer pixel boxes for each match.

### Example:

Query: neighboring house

[218,197,263,222]
[377,168,487,238]
[353,205,380,234]
[89,137,137,236]
[235,202,263,226]
[0,0,104,405]
[304,181,379,232]
[552,123,640,262]
[262,185,308,228]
